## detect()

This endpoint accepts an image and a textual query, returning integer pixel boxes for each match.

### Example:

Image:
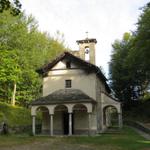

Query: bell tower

[76,38,97,65]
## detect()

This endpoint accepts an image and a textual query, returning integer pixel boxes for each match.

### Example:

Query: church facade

[31,38,122,136]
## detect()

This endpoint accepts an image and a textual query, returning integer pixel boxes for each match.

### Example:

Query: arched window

[85,46,90,61]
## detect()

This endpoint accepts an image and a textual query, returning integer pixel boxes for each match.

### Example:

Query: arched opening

[36,106,49,134]
[103,105,118,128]
[54,105,68,135]
[73,104,88,135]
[85,46,90,62]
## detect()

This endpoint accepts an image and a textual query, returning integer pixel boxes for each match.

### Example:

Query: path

[131,127,150,140]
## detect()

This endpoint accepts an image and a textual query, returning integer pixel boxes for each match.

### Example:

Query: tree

[131,2,150,89]
[124,2,150,101]
[109,33,134,103]
[0,50,21,105]
[109,2,150,106]
[0,11,67,106]
[0,0,21,15]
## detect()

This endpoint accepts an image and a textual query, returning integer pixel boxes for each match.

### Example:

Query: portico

[31,103,93,136]
[31,89,94,136]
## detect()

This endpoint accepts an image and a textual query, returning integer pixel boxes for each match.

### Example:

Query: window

[65,80,71,88]
[66,61,71,69]
[85,46,90,61]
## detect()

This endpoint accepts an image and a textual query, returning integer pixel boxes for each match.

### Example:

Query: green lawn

[0,126,150,150]
[0,102,31,127]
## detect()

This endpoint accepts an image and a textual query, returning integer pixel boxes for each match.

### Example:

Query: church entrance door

[63,112,74,135]
[63,112,69,135]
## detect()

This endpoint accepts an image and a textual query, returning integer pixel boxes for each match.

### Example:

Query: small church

[31,37,122,136]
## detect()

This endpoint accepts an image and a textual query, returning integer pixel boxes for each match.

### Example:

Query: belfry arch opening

[84,46,90,62]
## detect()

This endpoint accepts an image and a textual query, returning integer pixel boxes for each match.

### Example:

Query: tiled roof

[31,89,96,106]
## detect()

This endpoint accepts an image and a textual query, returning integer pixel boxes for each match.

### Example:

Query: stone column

[69,113,72,135]
[32,115,36,135]
[88,113,92,136]
[50,114,54,136]
[106,110,111,127]
[105,110,108,127]
[108,111,112,127]
[118,113,123,129]
[100,108,104,131]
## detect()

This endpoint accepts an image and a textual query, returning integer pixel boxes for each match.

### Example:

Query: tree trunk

[11,82,16,106]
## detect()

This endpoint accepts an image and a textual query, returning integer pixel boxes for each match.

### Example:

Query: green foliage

[109,32,134,103]
[0,50,21,102]
[0,0,21,15]
[124,100,150,122]
[143,92,150,101]
[0,102,31,126]
[109,2,150,106]
[131,3,150,88]
[0,10,66,106]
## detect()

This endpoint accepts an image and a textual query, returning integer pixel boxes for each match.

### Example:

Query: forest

[109,2,150,107]
[0,0,67,106]
[0,1,150,108]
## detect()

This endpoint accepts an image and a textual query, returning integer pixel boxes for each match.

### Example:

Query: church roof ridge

[36,51,111,93]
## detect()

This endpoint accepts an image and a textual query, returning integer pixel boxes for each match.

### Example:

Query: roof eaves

[36,52,66,75]
[31,99,97,106]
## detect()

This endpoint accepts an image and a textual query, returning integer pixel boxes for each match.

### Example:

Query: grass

[0,102,31,127]
[0,126,149,150]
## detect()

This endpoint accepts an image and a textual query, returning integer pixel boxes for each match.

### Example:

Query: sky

[20,0,149,77]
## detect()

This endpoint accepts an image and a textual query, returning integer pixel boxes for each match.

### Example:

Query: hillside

[124,100,150,123]
[0,102,31,127]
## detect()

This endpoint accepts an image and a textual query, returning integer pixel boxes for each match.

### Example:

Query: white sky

[20,0,149,77]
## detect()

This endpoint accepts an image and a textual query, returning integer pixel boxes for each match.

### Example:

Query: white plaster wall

[42,112,49,132]
[52,60,77,69]
[43,61,96,100]
[96,76,106,101]
[90,106,97,130]
[95,76,107,132]
[74,111,97,131]
[74,111,88,130]
[53,112,63,134]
